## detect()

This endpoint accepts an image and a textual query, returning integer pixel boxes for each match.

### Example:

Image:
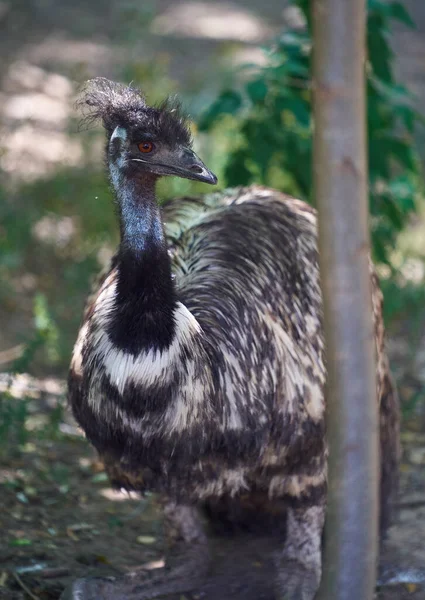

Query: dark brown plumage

[77,77,192,146]
[67,79,399,600]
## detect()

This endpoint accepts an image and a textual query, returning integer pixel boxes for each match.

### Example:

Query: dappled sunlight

[135,558,165,571]
[5,61,73,98]
[229,45,267,67]
[281,5,306,29]
[1,124,83,178]
[400,258,425,285]
[32,215,79,249]
[99,488,140,502]
[4,93,70,124]
[0,373,65,400]
[0,4,279,182]
[152,1,274,42]
[96,244,115,270]
[0,62,83,179]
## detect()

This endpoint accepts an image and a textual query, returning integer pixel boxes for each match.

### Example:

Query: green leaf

[242,119,277,180]
[381,196,404,231]
[136,535,156,545]
[372,240,390,265]
[108,516,123,529]
[367,19,393,83]
[10,538,32,546]
[275,96,311,127]
[224,150,253,187]
[245,79,268,104]
[369,139,391,179]
[198,91,242,131]
[91,472,108,483]
[397,106,416,133]
[197,0,423,280]
[286,59,310,78]
[388,176,416,212]
[389,2,415,28]
[389,138,415,170]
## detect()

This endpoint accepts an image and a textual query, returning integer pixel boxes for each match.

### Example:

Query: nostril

[189,165,204,174]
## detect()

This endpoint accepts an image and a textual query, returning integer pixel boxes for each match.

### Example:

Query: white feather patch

[89,296,202,396]
[70,322,89,376]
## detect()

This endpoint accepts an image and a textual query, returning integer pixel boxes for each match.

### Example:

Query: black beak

[180,149,218,185]
[161,147,217,185]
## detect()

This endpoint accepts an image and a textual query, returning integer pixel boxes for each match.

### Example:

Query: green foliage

[0,388,64,457]
[199,0,424,267]
[0,294,62,455]
[380,268,425,325]
[0,390,29,450]
[12,294,60,374]
[0,167,111,375]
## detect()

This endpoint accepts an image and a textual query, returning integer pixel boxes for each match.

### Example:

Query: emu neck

[118,174,164,262]
[109,172,176,353]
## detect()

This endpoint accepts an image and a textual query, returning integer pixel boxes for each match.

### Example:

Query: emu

[68,78,399,600]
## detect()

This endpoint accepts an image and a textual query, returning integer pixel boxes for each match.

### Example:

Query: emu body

[68,79,399,600]
[71,188,327,503]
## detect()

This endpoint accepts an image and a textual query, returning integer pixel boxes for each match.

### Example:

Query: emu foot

[275,559,320,600]
[61,543,210,600]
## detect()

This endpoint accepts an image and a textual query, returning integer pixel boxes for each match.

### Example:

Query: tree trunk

[312,1,379,599]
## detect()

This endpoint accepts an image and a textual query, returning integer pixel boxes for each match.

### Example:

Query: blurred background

[1,0,425,388]
[1,1,425,598]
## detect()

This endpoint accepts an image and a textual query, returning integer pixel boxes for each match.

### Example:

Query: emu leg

[275,504,325,600]
[62,502,209,600]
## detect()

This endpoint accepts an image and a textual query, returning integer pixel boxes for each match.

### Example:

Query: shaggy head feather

[77,77,192,147]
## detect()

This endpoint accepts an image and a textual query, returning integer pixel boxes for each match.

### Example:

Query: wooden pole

[313,1,379,599]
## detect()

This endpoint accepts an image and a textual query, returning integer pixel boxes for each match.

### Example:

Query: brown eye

[138,141,154,153]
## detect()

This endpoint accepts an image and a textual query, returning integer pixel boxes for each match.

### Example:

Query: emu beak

[167,148,218,185]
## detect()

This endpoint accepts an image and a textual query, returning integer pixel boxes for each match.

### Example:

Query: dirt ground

[0,374,424,600]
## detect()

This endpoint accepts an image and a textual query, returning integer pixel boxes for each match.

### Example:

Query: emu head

[77,78,217,185]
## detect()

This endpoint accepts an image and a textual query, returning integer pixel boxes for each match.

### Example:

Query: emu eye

[138,141,154,153]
